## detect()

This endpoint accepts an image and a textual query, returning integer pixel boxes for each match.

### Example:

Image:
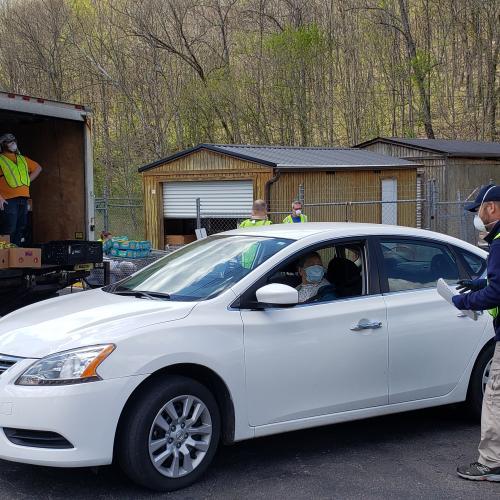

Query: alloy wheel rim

[482,359,493,395]
[148,394,212,478]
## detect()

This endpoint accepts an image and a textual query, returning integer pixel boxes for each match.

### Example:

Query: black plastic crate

[41,241,103,266]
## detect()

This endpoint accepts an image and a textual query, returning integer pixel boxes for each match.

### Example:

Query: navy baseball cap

[465,184,500,212]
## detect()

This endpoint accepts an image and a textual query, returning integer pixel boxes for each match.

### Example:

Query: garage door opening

[163,180,254,244]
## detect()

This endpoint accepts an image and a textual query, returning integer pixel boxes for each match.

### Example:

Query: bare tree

[0,0,495,196]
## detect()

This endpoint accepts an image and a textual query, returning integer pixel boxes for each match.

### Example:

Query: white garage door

[163,180,254,218]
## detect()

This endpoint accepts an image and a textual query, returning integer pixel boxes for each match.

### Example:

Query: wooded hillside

[0,0,497,196]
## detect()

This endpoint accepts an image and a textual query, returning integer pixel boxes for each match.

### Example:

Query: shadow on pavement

[0,404,495,500]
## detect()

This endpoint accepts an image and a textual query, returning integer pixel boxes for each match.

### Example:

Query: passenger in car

[344,246,362,268]
[296,252,330,303]
[326,257,362,298]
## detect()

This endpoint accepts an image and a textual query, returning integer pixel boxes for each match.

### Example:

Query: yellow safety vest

[238,219,271,268]
[488,233,500,318]
[0,154,30,188]
[283,214,308,223]
[239,218,272,228]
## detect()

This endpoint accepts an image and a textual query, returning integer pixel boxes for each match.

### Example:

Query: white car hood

[0,289,196,358]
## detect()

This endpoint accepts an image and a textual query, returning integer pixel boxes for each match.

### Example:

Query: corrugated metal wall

[270,169,417,227]
[359,142,500,198]
[443,160,500,197]
[358,141,500,240]
[145,148,271,174]
[359,142,443,160]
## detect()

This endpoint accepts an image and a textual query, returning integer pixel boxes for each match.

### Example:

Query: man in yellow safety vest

[0,133,42,246]
[283,200,308,223]
[453,184,500,482]
[238,199,272,269]
[239,199,272,228]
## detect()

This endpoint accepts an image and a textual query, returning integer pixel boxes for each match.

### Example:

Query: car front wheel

[117,375,220,491]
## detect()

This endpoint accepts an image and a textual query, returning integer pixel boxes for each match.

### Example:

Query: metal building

[355,137,500,198]
[139,144,419,249]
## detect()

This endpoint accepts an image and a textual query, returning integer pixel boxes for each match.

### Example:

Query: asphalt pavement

[0,404,498,499]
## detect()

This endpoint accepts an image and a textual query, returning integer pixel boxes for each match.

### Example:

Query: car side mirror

[255,283,299,307]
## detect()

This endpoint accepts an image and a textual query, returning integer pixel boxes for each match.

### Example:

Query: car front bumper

[0,359,147,467]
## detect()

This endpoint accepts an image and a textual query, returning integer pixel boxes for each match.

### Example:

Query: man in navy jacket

[453,184,500,482]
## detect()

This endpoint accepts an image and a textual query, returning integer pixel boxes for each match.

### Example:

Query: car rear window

[454,247,487,279]
[380,239,460,292]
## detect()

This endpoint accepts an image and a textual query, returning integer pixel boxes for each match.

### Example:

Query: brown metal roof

[354,137,500,158]
[139,143,418,172]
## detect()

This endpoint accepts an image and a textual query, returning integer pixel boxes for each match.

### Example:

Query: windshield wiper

[113,289,171,301]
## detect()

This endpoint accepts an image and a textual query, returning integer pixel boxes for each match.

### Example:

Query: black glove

[456,279,487,294]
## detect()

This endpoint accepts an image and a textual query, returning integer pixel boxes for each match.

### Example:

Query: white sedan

[0,223,494,491]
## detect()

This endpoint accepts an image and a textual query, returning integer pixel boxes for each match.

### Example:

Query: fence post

[427,179,437,232]
[457,190,465,241]
[433,180,439,232]
[298,184,305,205]
[196,197,201,230]
[423,180,430,230]
[103,191,109,232]
[103,261,110,286]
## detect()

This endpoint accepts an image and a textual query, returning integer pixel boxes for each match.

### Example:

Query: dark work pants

[0,197,28,246]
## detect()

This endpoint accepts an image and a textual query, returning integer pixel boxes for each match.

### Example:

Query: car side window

[380,238,460,292]
[454,247,487,279]
[267,241,367,304]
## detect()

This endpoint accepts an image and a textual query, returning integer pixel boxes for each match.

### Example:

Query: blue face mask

[305,264,324,283]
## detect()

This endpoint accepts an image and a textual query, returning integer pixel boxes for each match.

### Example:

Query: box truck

[0,92,99,313]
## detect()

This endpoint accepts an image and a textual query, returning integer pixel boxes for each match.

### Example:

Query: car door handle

[350,319,383,331]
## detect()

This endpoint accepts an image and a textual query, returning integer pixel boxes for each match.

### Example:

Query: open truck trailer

[0,92,98,315]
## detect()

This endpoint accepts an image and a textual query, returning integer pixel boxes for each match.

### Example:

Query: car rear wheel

[117,375,220,491]
[467,342,495,420]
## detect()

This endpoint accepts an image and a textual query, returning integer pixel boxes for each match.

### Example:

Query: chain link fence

[433,202,477,244]
[426,182,479,245]
[95,197,145,240]
[94,183,483,250]
[199,214,249,235]
[198,182,481,246]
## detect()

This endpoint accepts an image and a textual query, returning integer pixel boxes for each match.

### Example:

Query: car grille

[0,354,23,375]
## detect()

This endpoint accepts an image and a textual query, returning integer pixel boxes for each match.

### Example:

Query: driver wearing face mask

[453,184,500,482]
[296,252,329,303]
[0,133,42,246]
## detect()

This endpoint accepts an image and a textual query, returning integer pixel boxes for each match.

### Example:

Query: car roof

[222,222,484,252]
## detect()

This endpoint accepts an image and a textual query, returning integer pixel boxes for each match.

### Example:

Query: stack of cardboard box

[165,235,197,246]
[0,235,42,269]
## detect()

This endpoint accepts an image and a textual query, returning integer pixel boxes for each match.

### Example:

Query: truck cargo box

[0,92,94,243]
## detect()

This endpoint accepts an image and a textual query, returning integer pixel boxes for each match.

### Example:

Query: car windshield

[104,235,293,301]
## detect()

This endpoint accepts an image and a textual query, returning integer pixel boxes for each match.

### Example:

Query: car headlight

[16,345,115,386]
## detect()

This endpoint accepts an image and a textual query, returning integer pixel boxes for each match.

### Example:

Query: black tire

[467,342,495,420]
[117,375,220,492]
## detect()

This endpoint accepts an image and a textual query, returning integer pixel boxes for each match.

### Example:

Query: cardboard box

[165,235,196,246]
[0,249,8,269]
[8,248,42,268]
[0,235,10,243]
